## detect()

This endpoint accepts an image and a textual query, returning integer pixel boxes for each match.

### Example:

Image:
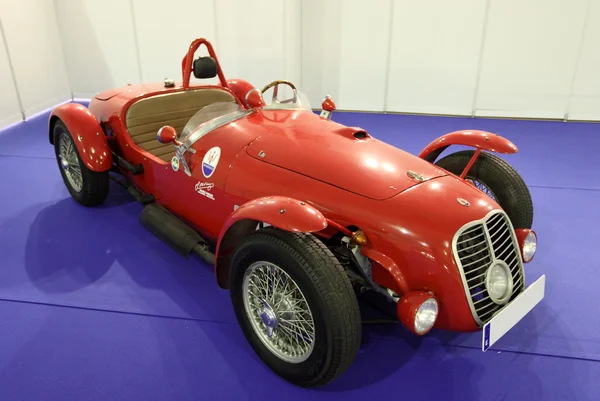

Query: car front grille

[453,211,525,325]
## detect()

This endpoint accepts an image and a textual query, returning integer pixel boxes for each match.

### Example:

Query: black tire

[53,120,109,206]
[435,150,533,229]
[229,227,361,388]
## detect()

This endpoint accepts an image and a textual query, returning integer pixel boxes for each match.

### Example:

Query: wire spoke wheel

[435,150,533,229]
[58,133,83,192]
[466,176,497,201]
[242,261,316,364]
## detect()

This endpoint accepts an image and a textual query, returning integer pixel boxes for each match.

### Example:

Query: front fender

[214,196,328,288]
[49,103,113,172]
[419,130,518,163]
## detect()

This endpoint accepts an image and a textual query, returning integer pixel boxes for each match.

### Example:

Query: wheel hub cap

[259,300,278,337]
[59,155,69,170]
[242,261,316,364]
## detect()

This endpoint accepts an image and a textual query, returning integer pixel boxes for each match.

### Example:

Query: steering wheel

[260,80,298,105]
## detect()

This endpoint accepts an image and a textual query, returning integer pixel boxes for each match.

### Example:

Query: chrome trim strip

[451,209,525,326]
[181,109,254,151]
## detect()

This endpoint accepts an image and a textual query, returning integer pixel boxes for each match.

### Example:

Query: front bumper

[482,274,546,351]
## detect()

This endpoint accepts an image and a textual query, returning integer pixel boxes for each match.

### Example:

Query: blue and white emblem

[202,147,221,178]
[171,156,180,171]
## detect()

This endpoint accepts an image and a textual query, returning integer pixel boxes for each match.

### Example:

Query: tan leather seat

[125,88,236,161]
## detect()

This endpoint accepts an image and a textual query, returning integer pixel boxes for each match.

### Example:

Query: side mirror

[157,125,178,144]
[320,95,336,120]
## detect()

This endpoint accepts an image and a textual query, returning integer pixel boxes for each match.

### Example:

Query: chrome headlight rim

[485,261,514,305]
[522,231,537,263]
[414,298,439,334]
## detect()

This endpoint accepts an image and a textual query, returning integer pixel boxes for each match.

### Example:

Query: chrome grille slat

[490,226,510,246]
[486,215,504,232]
[461,225,481,236]
[459,245,488,259]
[458,238,487,252]
[453,210,526,326]
[474,295,491,307]
[478,307,497,319]
[467,271,487,284]
[457,232,485,246]
[493,234,512,255]
[496,242,514,260]
[461,253,492,269]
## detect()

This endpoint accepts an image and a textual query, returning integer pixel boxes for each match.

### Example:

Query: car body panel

[243,110,448,199]
[419,129,519,161]
[49,103,113,172]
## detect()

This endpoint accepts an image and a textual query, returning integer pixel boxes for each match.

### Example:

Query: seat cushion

[125,88,236,161]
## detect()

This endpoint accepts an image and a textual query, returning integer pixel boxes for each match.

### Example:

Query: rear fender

[419,130,518,163]
[49,103,113,172]
[214,196,327,288]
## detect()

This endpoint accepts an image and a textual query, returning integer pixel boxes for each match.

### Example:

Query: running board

[112,151,144,175]
[139,203,215,265]
[108,174,155,204]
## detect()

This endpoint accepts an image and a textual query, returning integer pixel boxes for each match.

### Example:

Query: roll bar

[181,38,228,89]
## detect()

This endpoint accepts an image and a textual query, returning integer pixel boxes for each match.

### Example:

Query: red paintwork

[418,129,519,160]
[227,79,265,108]
[515,228,537,263]
[215,196,328,258]
[49,103,113,172]
[397,291,437,335]
[460,148,481,179]
[322,96,336,112]
[48,38,536,334]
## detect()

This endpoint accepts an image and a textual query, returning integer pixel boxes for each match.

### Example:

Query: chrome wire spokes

[468,177,497,201]
[58,134,83,192]
[242,261,315,363]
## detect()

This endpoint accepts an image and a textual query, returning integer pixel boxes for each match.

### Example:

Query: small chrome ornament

[457,198,470,207]
[407,170,425,182]
[258,150,266,158]
[164,78,175,88]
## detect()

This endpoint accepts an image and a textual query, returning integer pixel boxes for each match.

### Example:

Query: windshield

[180,101,244,143]
[262,87,312,111]
[179,87,312,146]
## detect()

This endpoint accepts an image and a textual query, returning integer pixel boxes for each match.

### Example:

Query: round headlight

[485,262,513,304]
[414,298,438,334]
[522,231,537,262]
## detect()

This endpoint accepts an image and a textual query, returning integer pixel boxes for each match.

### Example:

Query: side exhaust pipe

[139,203,215,265]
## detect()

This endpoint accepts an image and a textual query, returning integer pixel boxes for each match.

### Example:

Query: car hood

[245,110,448,200]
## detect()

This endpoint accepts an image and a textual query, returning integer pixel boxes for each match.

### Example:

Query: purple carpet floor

[0,105,598,400]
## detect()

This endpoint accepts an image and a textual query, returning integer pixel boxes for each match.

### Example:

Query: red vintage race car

[48,38,545,387]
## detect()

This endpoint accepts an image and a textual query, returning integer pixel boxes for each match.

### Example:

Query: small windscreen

[180,102,242,142]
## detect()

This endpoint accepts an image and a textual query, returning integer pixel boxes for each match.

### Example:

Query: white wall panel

[0,0,70,117]
[214,0,297,91]
[301,0,391,110]
[284,0,302,89]
[337,1,392,111]
[55,0,139,99]
[132,0,218,85]
[568,0,600,121]
[386,0,487,115]
[0,23,22,128]
[475,0,588,119]
[301,0,343,108]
